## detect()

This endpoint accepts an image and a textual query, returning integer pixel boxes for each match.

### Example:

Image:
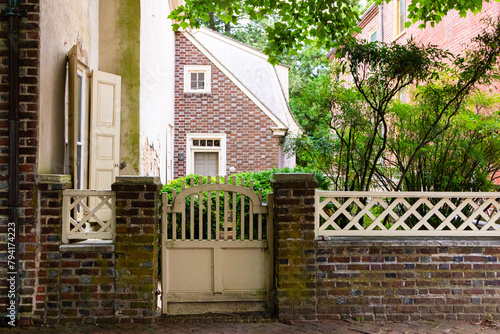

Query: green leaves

[168,0,499,63]
[288,21,500,192]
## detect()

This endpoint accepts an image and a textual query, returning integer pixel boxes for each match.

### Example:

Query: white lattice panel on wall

[62,190,116,243]
[315,191,500,237]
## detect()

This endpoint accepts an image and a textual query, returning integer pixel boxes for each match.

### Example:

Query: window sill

[392,30,406,42]
[183,91,212,96]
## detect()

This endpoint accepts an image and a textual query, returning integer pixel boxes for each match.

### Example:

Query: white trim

[369,28,378,43]
[186,133,227,176]
[182,31,288,130]
[184,65,211,93]
[269,64,303,134]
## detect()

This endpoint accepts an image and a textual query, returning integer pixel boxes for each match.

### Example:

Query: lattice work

[315,191,500,237]
[62,190,116,243]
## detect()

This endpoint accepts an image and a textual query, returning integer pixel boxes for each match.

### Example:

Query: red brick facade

[0,0,40,324]
[357,1,500,53]
[174,32,281,179]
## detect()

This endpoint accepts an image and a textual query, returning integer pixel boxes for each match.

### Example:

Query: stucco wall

[39,0,99,174]
[140,0,175,183]
[99,0,141,175]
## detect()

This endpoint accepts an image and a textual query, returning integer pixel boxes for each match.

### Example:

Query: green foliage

[160,167,330,240]
[287,20,500,192]
[169,0,499,64]
[160,166,330,199]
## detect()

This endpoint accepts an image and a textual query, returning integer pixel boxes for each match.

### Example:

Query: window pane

[200,140,206,146]
[370,31,377,42]
[399,0,405,32]
[193,139,199,146]
[207,140,213,146]
[214,140,220,147]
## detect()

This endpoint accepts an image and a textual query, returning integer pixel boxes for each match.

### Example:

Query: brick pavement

[1,318,500,334]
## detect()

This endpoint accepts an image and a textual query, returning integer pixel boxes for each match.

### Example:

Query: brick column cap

[114,176,161,185]
[272,173,316,182]
[37,174,72,185]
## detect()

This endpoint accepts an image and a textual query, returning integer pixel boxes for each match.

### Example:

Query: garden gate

[161,176,274,315]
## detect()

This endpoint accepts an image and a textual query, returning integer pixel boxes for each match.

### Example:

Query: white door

[194,152,218,176]
[89,70,121,190]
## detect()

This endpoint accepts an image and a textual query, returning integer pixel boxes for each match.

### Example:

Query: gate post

[112,176,162,323]
[272,173,318,321]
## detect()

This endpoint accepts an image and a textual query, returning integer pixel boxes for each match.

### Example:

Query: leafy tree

[286,20,500,192]
[169,0,500,64]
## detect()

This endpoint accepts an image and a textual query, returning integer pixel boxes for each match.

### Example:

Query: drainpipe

[1,0,25,324]
[379,2,384,42]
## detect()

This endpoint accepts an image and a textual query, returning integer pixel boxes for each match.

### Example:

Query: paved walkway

[2,318,500,334]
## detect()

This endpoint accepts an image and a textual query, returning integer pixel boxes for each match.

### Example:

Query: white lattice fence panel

[315,191,500,237]
[62,190,116,243]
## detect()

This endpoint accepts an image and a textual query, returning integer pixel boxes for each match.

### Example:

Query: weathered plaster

[140,0,175,183]
[142,138,160,177]
[39,0,99,174]
[99,0,141,175]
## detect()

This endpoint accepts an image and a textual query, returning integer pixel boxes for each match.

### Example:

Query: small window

[190,72,205,90]
[398,87,407,103]
[184,65,211,93]
[192,138,221,147]
[369,30,377,43]
[396,0,406,36]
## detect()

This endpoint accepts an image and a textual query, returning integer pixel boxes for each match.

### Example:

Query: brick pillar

[272,173,318,322]
[112,176,161,323]
[36,174,72,324]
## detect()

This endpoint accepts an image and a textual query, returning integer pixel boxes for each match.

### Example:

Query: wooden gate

[161,176,274,315]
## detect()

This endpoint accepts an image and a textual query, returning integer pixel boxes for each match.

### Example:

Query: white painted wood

[89,71,121,191]
[166,291,267,302]
[62,190,116,243]
[161,177,272,315]
[316,190,500,237]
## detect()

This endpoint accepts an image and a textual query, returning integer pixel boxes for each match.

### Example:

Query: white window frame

[186,133,226,176]
[369,28,378,43]
[395,0,406,37]
[184,65,211,93]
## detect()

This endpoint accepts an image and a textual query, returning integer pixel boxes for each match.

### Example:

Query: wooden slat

[232,176,236,240]
[172,188,177,240]
[315,191,500,238]
[224,191,228,240]
[207,177,212,241]
[241,177,245,240]
[216,176,220,241]
[199,176,203,240]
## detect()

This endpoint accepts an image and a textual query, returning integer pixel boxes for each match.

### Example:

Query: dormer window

[184,65,211,93]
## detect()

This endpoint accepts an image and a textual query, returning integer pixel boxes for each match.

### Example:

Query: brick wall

[13,175,161,325]
[174,32,280,178]
[357,1,500,50]
[272,173,318,322]
[59,244,116,325]
[112,176,161,323]
[316,240,500,322]
[0,0,40,323]
[273,173,500,322]
[34,175,71,324]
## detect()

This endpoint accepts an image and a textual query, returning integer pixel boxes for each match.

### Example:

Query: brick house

[329,0,500,99]
[173,28,300,179]
[331,0,500,70]
[354,0,499,50]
